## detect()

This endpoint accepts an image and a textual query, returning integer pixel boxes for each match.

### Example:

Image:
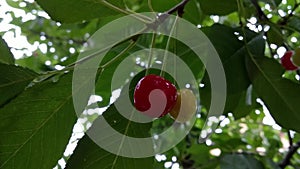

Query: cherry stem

[101,0,153,24]
[160,15,179,77]
[173,39,177,84]
[146,33,157,75]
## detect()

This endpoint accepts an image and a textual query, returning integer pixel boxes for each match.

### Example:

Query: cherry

[134,74,177,118]
[292,48,300,67]
[169,89,197,123]
[281,51,298,70]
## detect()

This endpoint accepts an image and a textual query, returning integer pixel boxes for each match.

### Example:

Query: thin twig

[280,2,300,25]
[297,70,300,82]
[250,0,269,21]
[165,0,190,15]
[287,130,293,148]
[160,15,179,77]
[279,140,300,168]
[156,0,190,23]
[146,0,190,32]
[145,33,156,75]
[101,0,153,23]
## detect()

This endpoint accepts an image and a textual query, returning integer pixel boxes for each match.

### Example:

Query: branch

[280,2,300,25]
[279,140,300,168]
[250,0,269,21]
[158,0,190,21]
[287,130,293,148]
[165,0,190,16]
[146,0,190,30]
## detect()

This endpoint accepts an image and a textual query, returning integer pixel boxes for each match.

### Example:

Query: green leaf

[274,0,282,6]
[95,41,137,107]
[220,154,264,169]
[200,24,264,118]
[182,0,204,25]
[0,72,78,169]
[197,0,238,16]
[267,26,284,46]
[36,0,125,23]
[259,0,282,7]
[66,102,154,169]
[287,16,300,33]
[202,24,257,94]
[0,63,37,107]
[151,0,204,25]
[150,0,179,12]
[66,135,154,169]
[246,56,300,133]
[262,157,281,169]
[173,39,205,81]
[230,86,261,119]
[0,37,14,64]
[15,54,50,73]
[187,144,212,165]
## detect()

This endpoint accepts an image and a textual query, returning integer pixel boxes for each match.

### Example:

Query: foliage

[1,0,300,169]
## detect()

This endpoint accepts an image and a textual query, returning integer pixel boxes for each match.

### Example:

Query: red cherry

[134,74,177,118]
[281,51,298,70]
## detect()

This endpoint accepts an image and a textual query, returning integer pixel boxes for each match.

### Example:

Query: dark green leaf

[287,16,300,33]
[173,39,205,81]
[150,0,179,12]
[231,86,261,119]
[95,40,141,107]
[0,72,78,169]
[202,24,255,94]
[267,26,284,46]
[200,24,264,118]
[220,154,264,169]
[15,54,50,73]
[246,56,300,133]
[66,102,154,169]
[0,37,14,64]
[197,0,238,16]
[0,64,37,107]
[66,135,154,169]
[151,0,204,25]
[262,157,281,169]
[36,0,125,23]
[259,0,282,7]
[187,144,212,165]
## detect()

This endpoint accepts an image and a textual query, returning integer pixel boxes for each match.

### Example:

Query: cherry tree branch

[279,140,300,168]
[165,0,190,16]
[287,131,293,147]
[250,0,269,21]
[158,0,190,21]
[280,2,300,25]
[297,70,300,82]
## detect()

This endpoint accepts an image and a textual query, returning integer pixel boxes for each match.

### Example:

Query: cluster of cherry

[281,48,300,71]
[134,74,197,123]
[132,47,300,122]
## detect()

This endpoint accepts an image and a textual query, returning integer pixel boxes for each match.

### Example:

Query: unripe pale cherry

[281,51,298,71]
[169,89,197,123]
[134,74,177,118]
[292,48,300,67]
